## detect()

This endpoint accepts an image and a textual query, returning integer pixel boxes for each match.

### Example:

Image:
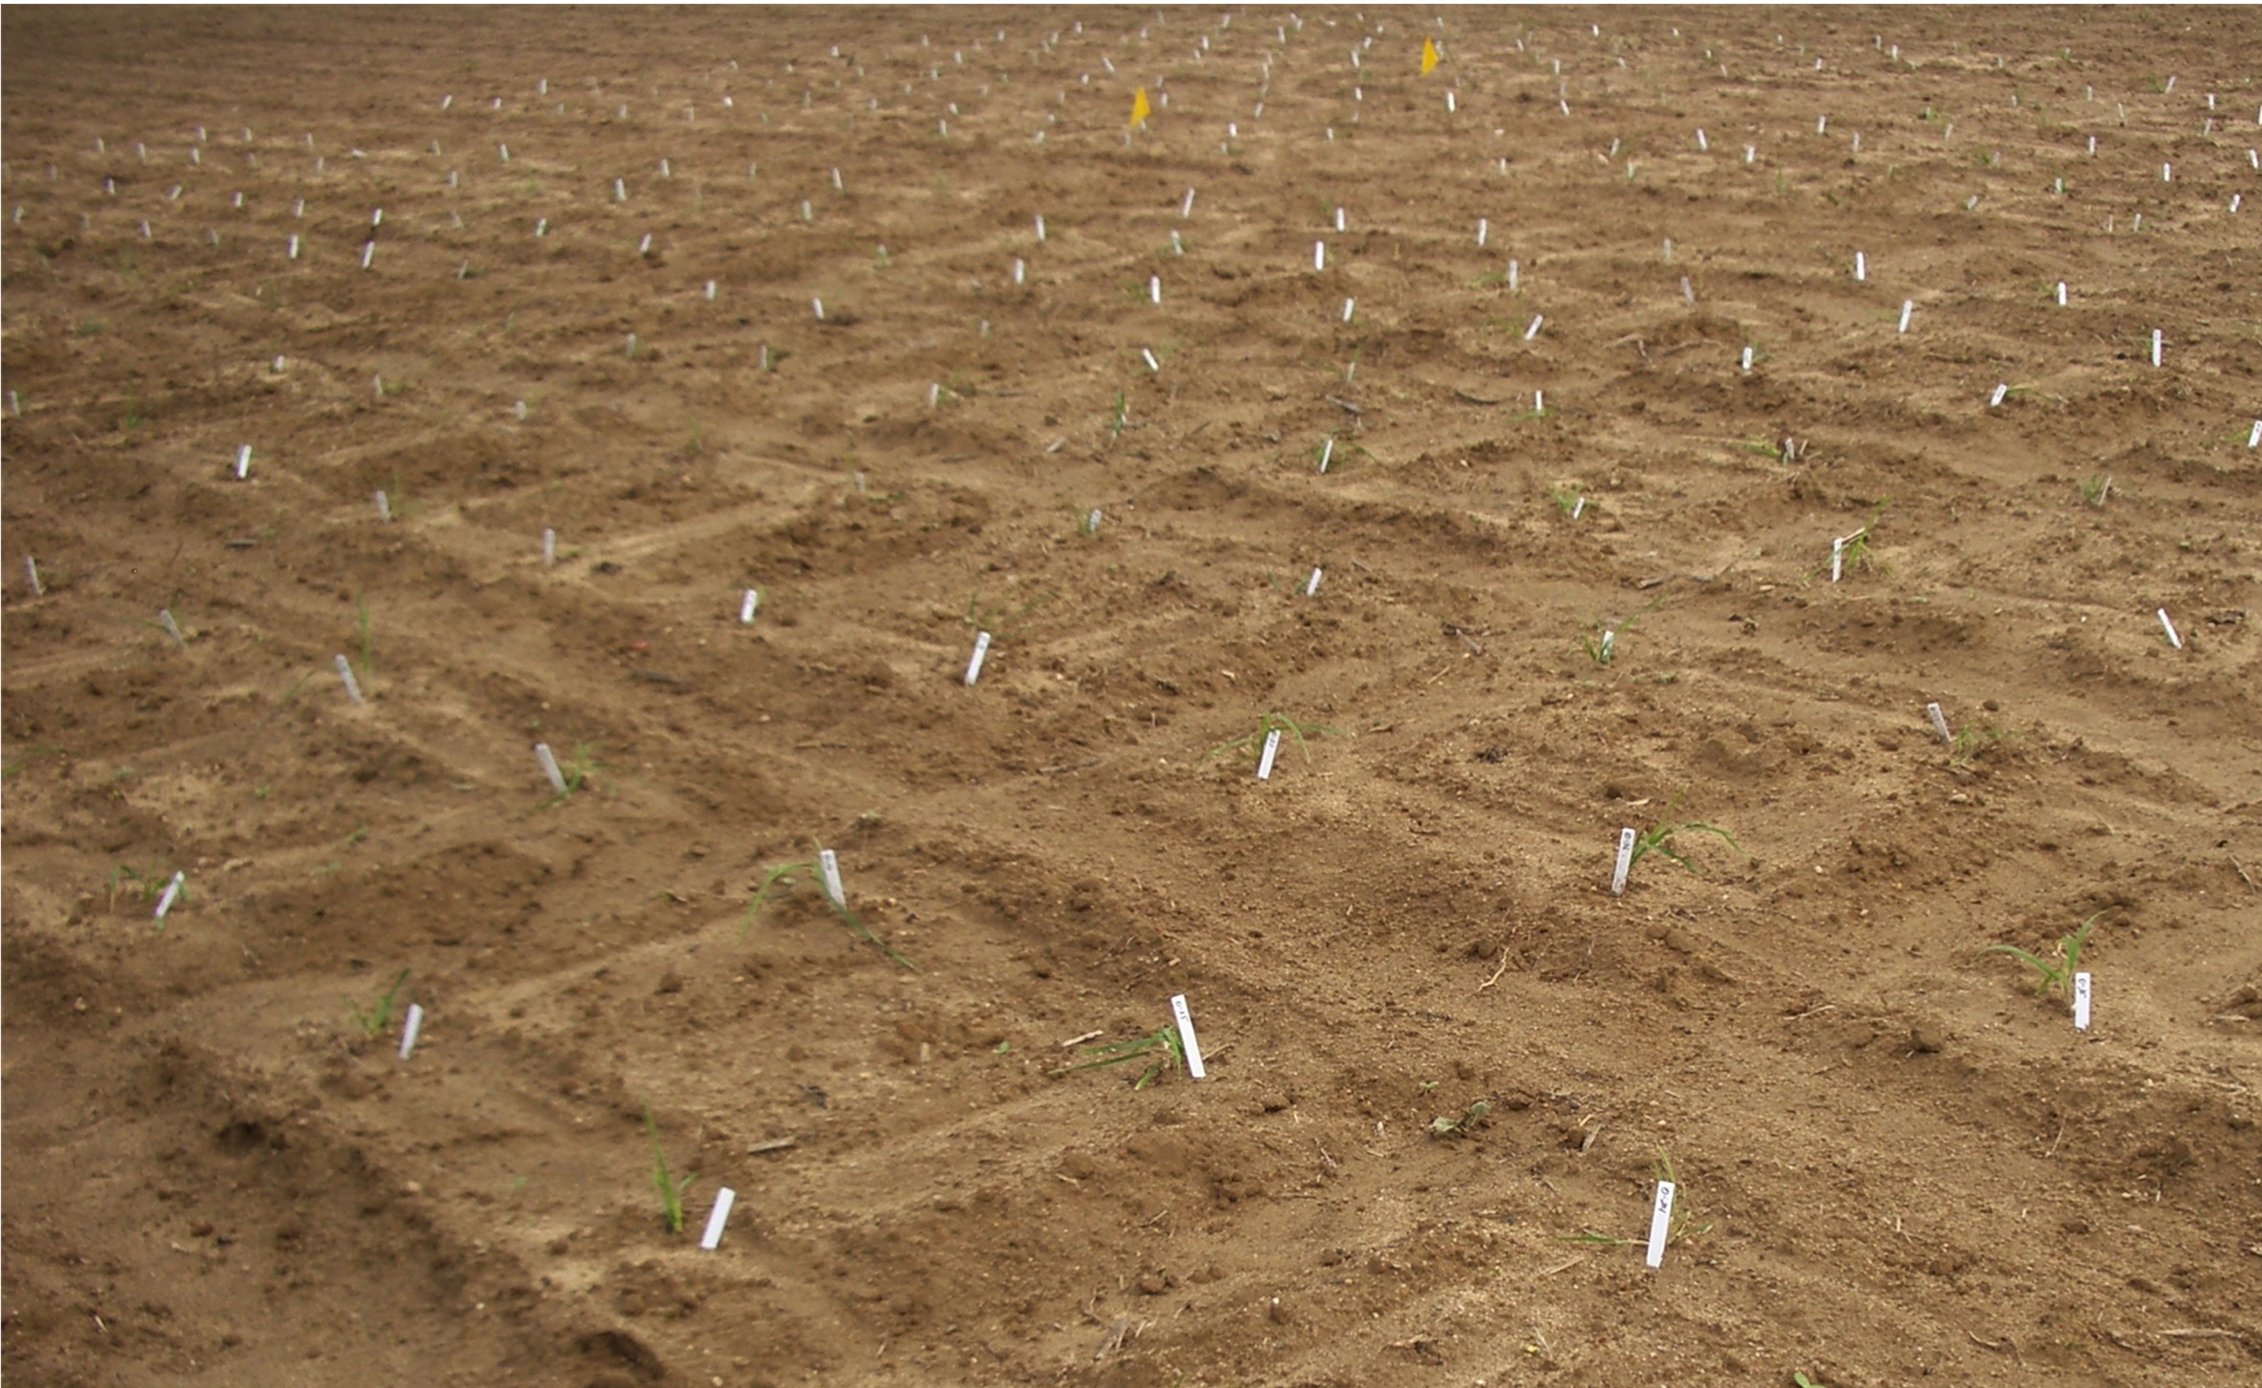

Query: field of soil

[4,6,2260,1386]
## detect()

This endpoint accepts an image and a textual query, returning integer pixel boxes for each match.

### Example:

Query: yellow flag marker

[1129,87,1152,127]
[1421,38,1441,75]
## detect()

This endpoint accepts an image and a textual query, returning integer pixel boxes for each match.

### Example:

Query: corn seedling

[962,586,1052,642]
[350,968,410,1039]
[1981,909,2104,1003]
[353,592,375,682]
[1428,1099,1491,1138]
[1628,791,1745,877]
[2079,474,2113,507]
[1948,722,2009,771]
[1794,1375,1828,1388]
[644,1107,695,1234]
[742,857,919,971]
[1578,596,1663,666]
[1053,1025,1185,1089]
[105,862,175,913]
[547,742,609,802]
[1202,712,1337,766]
[1652,1149,1714,1245]
[1107,390,1131,442]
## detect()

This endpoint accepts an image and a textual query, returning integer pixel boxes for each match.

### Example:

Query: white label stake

[542,528,557,568]
[1831,536,1846,583]
[1898,300,1913,334]
[534,742,568,794]
[153,871,186,921]
[2072,972,2092,1032]
[1170,994,1207,1079]
[1305,567,1323,597]
[739,589,759,623]
[1524,314,1544,341]
[1318,437,1334,473]
[1645,1180,1676,1268]
[816,849,846,909]
[964,630,992,686]
[700,1187,738,1249]
[334,654,365,704]
[235,444,253,479]
[2150,329,2163,368]
[2249,420,2262,449]
[2157,608,2182,649]
[399,1003,425,1059]
[1926,702,1952,744]
[1255,728,1282,780]
[1610,827,1637,896]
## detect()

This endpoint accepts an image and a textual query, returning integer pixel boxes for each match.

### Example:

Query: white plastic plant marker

[1598,628,1613,660]
[1314,240,1325,271]
[638,233,652,256]
[2162,163,2171,182]
[515,400,528,421]
[1305,567,1322,597]
[1034,214,1046,242]
[1334,207,1346,231]
[335,655,365,705]
[1644,1179,1676,1268]
[1342,297,1355,323]
[235,444,252,479]
[1181,187,1195,218]
[2248,420,2261,449]
[2157,609,2182,649]
[1534,390,1545,413]
[1012,258,1025,285]
[1926,702,1953,745]
[811,297,825,320]
[2057,282,2068,306]
[964,630,992,686]
[700,1188,737,1250]
[534,743,568,795]
[288,233,300,260]
[1255,728,1282,781]
[1831,536,1846,583]
[154,871,186,921]
[1524,314,1543,341]
[2151,330,2162,368]
[1681,276,1694,305]
[24,556,42,597]
[1141,348,1161,373]
[1508,260,1520,291]
[1898,301,1913,334]
[361,241,375,269]
[1741,346,1753,372]
[1611,828,1637,896]
[542,528,557,568]
[2072,973,2092,1032]
[1990,384,2008,408]
[1696,128,1708,151]
[1149,275,1161,305]
[1855,251,1866,281]
[158,610,187,647]
[740,589,759,624]
[816,849,846,910]
[1318,437,1334,473]
[1477,217,1488,246]
[705,281,716,302]
[399,1003,425,1059]
[1571,497,1586,520]
[1745,144,1756,164]
[376,490,392,522]
[1170,994,1207,1079]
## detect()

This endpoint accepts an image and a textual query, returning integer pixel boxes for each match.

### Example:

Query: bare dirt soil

[5,7,2260,1386]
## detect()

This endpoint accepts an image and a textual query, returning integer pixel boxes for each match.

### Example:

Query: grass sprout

[1628,791,1745,877]
[1053,1025,1185,1089]
[350,968,410,1039]
[2079,473,2113,507]
[643,1106,694,1234]
[1654,1148,1715,1246]
[1201,712,1337,766]
[548,741,609,802]
[742,856,919,972]
[1981,909,2105,1003]
[1578,596,1664,666]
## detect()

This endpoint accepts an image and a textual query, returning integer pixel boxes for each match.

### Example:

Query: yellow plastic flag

[1129,87,1152,127]
[1421,38,1441,75]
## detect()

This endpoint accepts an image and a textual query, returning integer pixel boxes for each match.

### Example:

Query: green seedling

[1794,1374,1829,1388]
[1653,1148,1715,1245]
[1108,390,1131,442]
[742,857,919,972]
[350,968,410,1039]
[105,863,174,913]
[1628,791,1745,877]
[683,419,704,457]
[2079,474,2112,508]
[0,744,66,779]
[1981,910,2104,1003]
[1948,722,2012,771]
[1428,1100,1492,1138]
[547,742,609,801]
[1578,596,1664,666]
[643,1107,694,1234]
[1076,508,1102,537]
[1054,1025,1185,1089]
[1202,712,1337,766]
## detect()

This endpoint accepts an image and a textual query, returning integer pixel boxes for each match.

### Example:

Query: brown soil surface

[5,7,2260,1386]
